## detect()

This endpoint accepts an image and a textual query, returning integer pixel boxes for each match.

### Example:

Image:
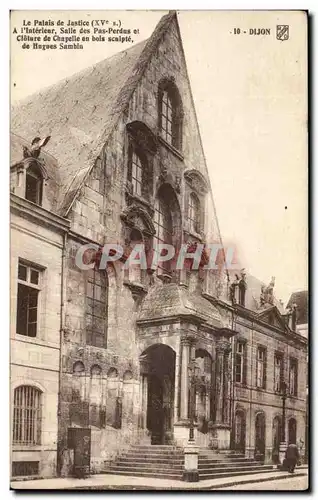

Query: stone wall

[10,214,63,478]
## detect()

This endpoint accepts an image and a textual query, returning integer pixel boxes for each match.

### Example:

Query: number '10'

[234,28,241,34]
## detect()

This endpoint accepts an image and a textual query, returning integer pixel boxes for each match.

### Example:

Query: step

[128,447,183,452]
[127,449,183,456]
[112,463,184,472]
[199,457,256,464]
[199,466,275,480]
[103,470,182,480]
[121,453,184,461]
[198,464,273,474]
[198,461,262,469]
[116,458,184,466]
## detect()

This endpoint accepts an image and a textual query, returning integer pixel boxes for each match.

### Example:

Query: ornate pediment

[184,169,209,194]
[257,306,286,330]
[120,204,156,237]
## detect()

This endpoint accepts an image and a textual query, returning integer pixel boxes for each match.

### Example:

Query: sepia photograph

[9,9,308,491]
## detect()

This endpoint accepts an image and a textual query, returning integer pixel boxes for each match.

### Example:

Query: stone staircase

[102,445,275,481]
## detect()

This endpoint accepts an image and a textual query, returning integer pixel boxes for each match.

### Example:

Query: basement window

[12,461,39,477]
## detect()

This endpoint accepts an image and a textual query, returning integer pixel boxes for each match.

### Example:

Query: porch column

[180,338,191,420]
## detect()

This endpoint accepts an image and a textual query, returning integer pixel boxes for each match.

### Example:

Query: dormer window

[158,78,183,151]
[188,192,201,233]
[25,165,43,205]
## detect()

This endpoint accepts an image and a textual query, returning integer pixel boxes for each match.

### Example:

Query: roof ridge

[63,10,177,215]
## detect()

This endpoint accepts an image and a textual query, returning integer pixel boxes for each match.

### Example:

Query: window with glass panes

[131,151,143,197]
[256,347,266,388]
[274,353,283,392]
[153,197,173,274]
[161,90,173,145]
[25,166,43,205]
[188,193,200,233]
[16,261,41,337]
[235,342,245,383]
[289,358,298,396]
[86,268,108,348]
[12,386,42,445]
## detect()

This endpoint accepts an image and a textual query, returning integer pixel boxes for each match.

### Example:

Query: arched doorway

[272,416,282,464]
[288,418,297,444]
[140,344,175,445]
[255,412,266,461]
[234,409,246,453]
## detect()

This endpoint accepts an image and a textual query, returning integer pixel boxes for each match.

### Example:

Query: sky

[10,10,308,304]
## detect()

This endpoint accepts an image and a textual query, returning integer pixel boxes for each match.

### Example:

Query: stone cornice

[202,292,307,349]
[10,193,70,233]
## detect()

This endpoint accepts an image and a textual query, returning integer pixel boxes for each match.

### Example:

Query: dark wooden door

[147,375,164,444]
[68,427,91,477]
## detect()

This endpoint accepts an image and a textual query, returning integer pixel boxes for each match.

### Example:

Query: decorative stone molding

[123,280,147,303]
[126,121,158,155]
[184,169,209,194]
[120,204,156,237]
[77,347,84,357]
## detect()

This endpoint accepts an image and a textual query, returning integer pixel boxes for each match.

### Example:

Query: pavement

[221,474,308,491]
[11,467,308,491]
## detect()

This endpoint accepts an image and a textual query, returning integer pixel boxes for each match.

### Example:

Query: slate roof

[138,282,224,328]
[11,11,177,215]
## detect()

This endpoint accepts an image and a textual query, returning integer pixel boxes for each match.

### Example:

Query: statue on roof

[23,136,51,159]
[260,276,275,306]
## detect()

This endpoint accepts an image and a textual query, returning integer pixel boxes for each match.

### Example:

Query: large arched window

[25,165,43,205]
[13,386,42,445]
[188,192,201,233]
[86,268,108,348]
[158,79,183,150]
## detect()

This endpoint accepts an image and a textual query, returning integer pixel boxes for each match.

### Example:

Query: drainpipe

[57,230,68,476]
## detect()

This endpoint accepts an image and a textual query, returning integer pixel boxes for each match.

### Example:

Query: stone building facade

[10,11,307,478]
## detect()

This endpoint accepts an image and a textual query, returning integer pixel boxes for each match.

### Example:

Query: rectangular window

[274,353,284,392]
[86,268,108,348]
[289,358,298,396]
[131,151,142,197]
[235,341,245,383]
[161,91,173,145]
[16,261,41,337]
[256,346,266,389]
[12,386,42,445]
[12,461,39,477]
